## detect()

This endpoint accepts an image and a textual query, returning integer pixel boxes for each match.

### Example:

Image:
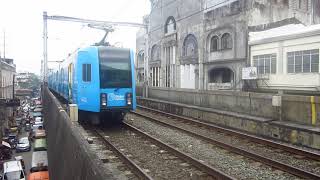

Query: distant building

[15,72,34,87]
[137,0,320,91]
[249,24,320,93]
[15,72,39,97]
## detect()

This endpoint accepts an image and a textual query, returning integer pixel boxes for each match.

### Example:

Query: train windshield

[99,47,132,88]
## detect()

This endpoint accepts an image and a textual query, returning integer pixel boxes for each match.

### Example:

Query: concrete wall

[42,87,116,180]
[138,97,320,149]
[138,86,320,126]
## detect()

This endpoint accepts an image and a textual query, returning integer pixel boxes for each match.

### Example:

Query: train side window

[82,64,92,82]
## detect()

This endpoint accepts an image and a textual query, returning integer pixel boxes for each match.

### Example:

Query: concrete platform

[137,97,320,150]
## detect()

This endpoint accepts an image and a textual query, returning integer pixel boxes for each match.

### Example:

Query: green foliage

[18,73,40,93]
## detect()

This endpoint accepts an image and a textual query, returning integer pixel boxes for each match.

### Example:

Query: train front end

[98,47,136,122]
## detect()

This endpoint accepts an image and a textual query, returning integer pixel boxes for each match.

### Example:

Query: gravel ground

[76,124,138,180]
[100,125,215,180]
[134,109,320,175]
[126,113,301,180]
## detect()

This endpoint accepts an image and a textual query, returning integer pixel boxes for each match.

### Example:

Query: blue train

[48,46,136,124]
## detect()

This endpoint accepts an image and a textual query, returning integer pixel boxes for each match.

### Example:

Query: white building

[249,24,320,93]
[0,59,16,99]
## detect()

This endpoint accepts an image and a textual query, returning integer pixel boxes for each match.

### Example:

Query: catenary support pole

[43,12,48,84]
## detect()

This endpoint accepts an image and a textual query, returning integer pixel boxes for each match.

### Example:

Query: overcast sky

[0,0,150,75]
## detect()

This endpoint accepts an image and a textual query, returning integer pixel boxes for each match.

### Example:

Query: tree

[17,73,40,97]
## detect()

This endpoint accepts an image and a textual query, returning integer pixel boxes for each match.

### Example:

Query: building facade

[136,0,320,91]
[249,24,320,93]
[0,58,16,138]
[0,58,15,99]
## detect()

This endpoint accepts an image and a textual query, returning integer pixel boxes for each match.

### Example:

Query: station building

[136,0,320,92]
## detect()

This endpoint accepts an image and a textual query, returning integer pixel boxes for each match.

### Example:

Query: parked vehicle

[14,156,25,171]
[34,139,47,151]
[9,127,18,134]
[16,137,31,153]
[35,117,42,123]
[33,122,43,127]
[2,160,26,180]
[32,124,43,132]
[33,130,46,139]
[7,134,18,149]
[33,108,42,113]
[28,171,49,180]
[25,124,31,132]
[30,106,35,111]
[30,151,48,173]
[31,112,42,118]
[15,118,22,126]
[0,141,12,160]
[35,105,43,109]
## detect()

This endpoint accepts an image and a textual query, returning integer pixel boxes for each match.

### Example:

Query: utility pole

[144,24,150,98]
[43,12,48,84]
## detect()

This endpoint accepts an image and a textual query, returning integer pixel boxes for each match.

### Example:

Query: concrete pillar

[69,104,78,122]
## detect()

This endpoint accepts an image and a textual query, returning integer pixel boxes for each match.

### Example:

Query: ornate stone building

[136,0,320,90]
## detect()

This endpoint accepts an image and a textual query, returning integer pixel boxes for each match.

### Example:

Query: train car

[48,46,136,124]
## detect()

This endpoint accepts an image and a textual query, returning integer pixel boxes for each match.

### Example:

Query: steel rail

[94,129,154,180]
[132,109,320,179]
[123,122,235,180]
[137,105,320,161]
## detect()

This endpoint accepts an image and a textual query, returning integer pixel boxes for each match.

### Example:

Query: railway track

[79,124,143,180]
[94,128,153,180]
[80,123,234,180]
[130,105,320,179]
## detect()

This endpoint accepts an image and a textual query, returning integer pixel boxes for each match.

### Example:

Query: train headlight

[126,93,132,105]
[101,93,107,106]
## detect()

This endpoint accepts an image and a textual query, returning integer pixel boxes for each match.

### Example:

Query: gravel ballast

[126,113,301,180]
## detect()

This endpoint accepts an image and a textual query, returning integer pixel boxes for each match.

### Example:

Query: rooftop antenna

[87,24,114,46]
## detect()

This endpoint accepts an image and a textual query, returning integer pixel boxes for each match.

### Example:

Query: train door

[68,63,73,102]
[77,49,100,113]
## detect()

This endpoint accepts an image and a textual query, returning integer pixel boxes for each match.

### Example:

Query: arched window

[210,36,219,52]
[151,45,160,61]
[165,16,176,34]
[221,33,232,50]
[183,34,198,57]
[209,68,233,83]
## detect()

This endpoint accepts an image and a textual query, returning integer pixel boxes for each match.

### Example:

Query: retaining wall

[42,87,116,180]
[137,86,320,126]
[138,98,320,149]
